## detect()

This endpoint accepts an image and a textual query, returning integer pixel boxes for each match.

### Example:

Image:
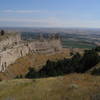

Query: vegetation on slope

[87,63,100,75]
[86,46,100,75]
[25,49,100,79]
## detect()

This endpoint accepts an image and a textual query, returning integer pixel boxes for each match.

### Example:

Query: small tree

[81,50,100,72]
[1,30,5,36]
[95,46,100,52]
[91,68,100,75]
[25,67,38,78]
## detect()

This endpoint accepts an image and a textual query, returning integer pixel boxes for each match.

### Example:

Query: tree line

[23,47,100,79]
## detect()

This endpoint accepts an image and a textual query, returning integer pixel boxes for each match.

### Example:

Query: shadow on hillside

[15,49,100,79]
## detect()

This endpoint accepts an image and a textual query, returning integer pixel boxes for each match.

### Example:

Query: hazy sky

[0,0,100,28]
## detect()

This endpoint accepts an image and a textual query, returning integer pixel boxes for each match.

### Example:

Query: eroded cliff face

[0,49,69,80]
[0,33,22,71]
[0,33,21,50]
[0,32,63,72]
[0,44,30,72]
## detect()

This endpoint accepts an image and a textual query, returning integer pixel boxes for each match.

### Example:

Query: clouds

[0,10,48,14]
[0,17,100,28]
[0,9,100,28]
[0,9,66,27]
[0,17,63,27]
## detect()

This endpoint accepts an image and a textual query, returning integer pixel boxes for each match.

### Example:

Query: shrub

[1,30,5,36]
[91,68,100,75]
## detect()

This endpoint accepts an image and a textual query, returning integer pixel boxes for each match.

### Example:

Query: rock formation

[0,32,62,72]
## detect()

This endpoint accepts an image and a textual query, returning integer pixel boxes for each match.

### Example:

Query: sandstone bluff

[0,31,62,72]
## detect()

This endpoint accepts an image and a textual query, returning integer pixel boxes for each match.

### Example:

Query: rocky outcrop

[0,33,63,72]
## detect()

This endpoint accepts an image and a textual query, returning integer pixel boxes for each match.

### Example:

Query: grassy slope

[0,49,70,80]
[0,74,100,100]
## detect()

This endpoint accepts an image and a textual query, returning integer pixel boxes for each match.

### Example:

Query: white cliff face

[0,44,30,72]
[0,33,62,72]
[49,39,62,51]
[0,34,21,51]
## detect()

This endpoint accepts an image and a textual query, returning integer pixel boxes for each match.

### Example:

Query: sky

[0,0,100,28]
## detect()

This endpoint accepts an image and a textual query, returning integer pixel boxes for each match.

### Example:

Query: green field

[22,32,97,49]
[62,40,96,49]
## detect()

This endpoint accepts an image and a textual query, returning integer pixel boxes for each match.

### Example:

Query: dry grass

[0,74,100,100]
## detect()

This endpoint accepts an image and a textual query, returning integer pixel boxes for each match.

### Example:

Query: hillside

[0,49,71,80]
[0,74,100,100]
